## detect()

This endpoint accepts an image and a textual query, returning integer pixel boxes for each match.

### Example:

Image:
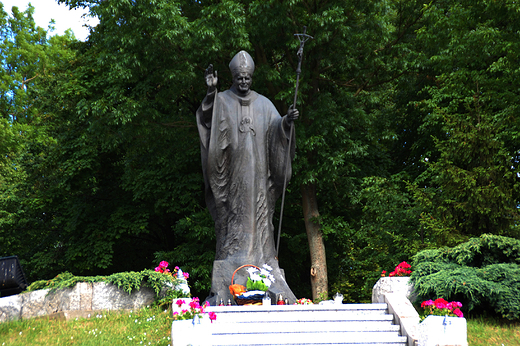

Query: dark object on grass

[0,256,28,297]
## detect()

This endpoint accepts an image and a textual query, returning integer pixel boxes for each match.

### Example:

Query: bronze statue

[197,51,298,304]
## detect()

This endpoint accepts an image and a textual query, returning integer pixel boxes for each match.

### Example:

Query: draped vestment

[196,88,295,264]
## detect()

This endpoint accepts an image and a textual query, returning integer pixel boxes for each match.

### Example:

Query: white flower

[263,264,273,271]
[260,268,270,277]
[247,267,258,275]
[250,273,262,282]
[264,278,272,287]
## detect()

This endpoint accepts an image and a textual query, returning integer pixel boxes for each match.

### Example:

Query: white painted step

[199,304,408,346]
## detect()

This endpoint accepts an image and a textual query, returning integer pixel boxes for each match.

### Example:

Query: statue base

[205,258,296,306]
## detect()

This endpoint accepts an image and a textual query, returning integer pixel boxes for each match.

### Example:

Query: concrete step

[199,303,408,346]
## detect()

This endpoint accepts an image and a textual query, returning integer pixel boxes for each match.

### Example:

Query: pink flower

[434,298,448,309]
[172,311,179,316]
[208,311,217,322]
[183,272,190,279]
[189,298,201,310]
[175,299,186,307]
[159,261,169,268]
[453,308,463,318]
[421,300,434,308]
[155,266,162,273]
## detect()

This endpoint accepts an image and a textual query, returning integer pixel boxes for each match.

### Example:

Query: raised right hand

[205,64,218,90]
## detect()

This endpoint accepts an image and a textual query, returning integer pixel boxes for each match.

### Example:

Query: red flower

[434,298,449,309]
[421,299,434,308]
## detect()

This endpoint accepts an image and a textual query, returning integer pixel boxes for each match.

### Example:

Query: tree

[0,3,76,261]
[408,0,520,243]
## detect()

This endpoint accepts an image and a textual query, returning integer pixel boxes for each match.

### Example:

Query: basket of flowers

[229,264,275,305]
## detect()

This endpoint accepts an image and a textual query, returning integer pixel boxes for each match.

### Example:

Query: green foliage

[26,269,186,299]
[246,277,269,292]
[411,234,520,320]
[3,0,520,303]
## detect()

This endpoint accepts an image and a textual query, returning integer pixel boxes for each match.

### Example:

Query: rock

[0,294,22,322]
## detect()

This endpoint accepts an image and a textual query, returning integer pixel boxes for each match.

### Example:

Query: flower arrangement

[420,298,463,319]
[381,261,412,277]
[295,298,314,305]
[155,261,189,280]
[172,298,217,323]
[245,264,275,292]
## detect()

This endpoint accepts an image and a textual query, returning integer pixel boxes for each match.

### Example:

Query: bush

[410,234,520,320]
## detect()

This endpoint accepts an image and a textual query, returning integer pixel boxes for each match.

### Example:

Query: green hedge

[411,234,520,320]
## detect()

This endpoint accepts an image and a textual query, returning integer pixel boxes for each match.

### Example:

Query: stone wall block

[20,289,52,319]
[0,294,23,322]
[67,282,93,311]
[91,282,155,311]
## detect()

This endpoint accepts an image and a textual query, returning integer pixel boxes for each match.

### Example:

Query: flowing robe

[196,88,294,265]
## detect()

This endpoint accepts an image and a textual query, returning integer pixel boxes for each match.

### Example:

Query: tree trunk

[301,182,328,301]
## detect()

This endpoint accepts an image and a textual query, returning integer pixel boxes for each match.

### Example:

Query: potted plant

[170,298,217,346]
[417,298,467,346]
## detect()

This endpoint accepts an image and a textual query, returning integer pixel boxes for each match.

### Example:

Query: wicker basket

[231,264,264,305]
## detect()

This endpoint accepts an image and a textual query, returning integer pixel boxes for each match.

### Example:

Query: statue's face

[233,72,252,95]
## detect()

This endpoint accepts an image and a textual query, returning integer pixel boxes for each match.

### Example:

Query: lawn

[466,316,520,346]
[0,306,519,345]
[0,306,172,346]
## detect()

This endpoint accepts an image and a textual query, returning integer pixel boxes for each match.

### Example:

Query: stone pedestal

[372,277,416,303]
[205,258,296,306]
[171,317,213,346]
[418,315,468,346]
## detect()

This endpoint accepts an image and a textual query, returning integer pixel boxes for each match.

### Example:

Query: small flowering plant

[420,298,464,320]
[246,264,275,292]
[172,298,217,323]
[381,261,412,277]
[155,261,189,280]
[295,298,314,305]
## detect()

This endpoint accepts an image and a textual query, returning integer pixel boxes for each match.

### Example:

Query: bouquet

[246,264,275,292]
[154,261,190,296]
[295,298,314,305]
[155,261,190,280]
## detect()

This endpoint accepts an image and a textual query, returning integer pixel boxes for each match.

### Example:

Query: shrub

[410,234,520,320]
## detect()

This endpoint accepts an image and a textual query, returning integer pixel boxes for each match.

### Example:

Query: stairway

[204,303,408,346]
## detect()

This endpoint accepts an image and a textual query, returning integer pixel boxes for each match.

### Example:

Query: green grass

[0,306,172,346]
[1,307,519,346]
[467,316,520,346]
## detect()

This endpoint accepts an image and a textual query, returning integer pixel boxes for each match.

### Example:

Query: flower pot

[171,316,213,346]
[418,315,467,346]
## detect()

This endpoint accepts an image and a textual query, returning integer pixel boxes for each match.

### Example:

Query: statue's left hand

[286,105,299,123]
